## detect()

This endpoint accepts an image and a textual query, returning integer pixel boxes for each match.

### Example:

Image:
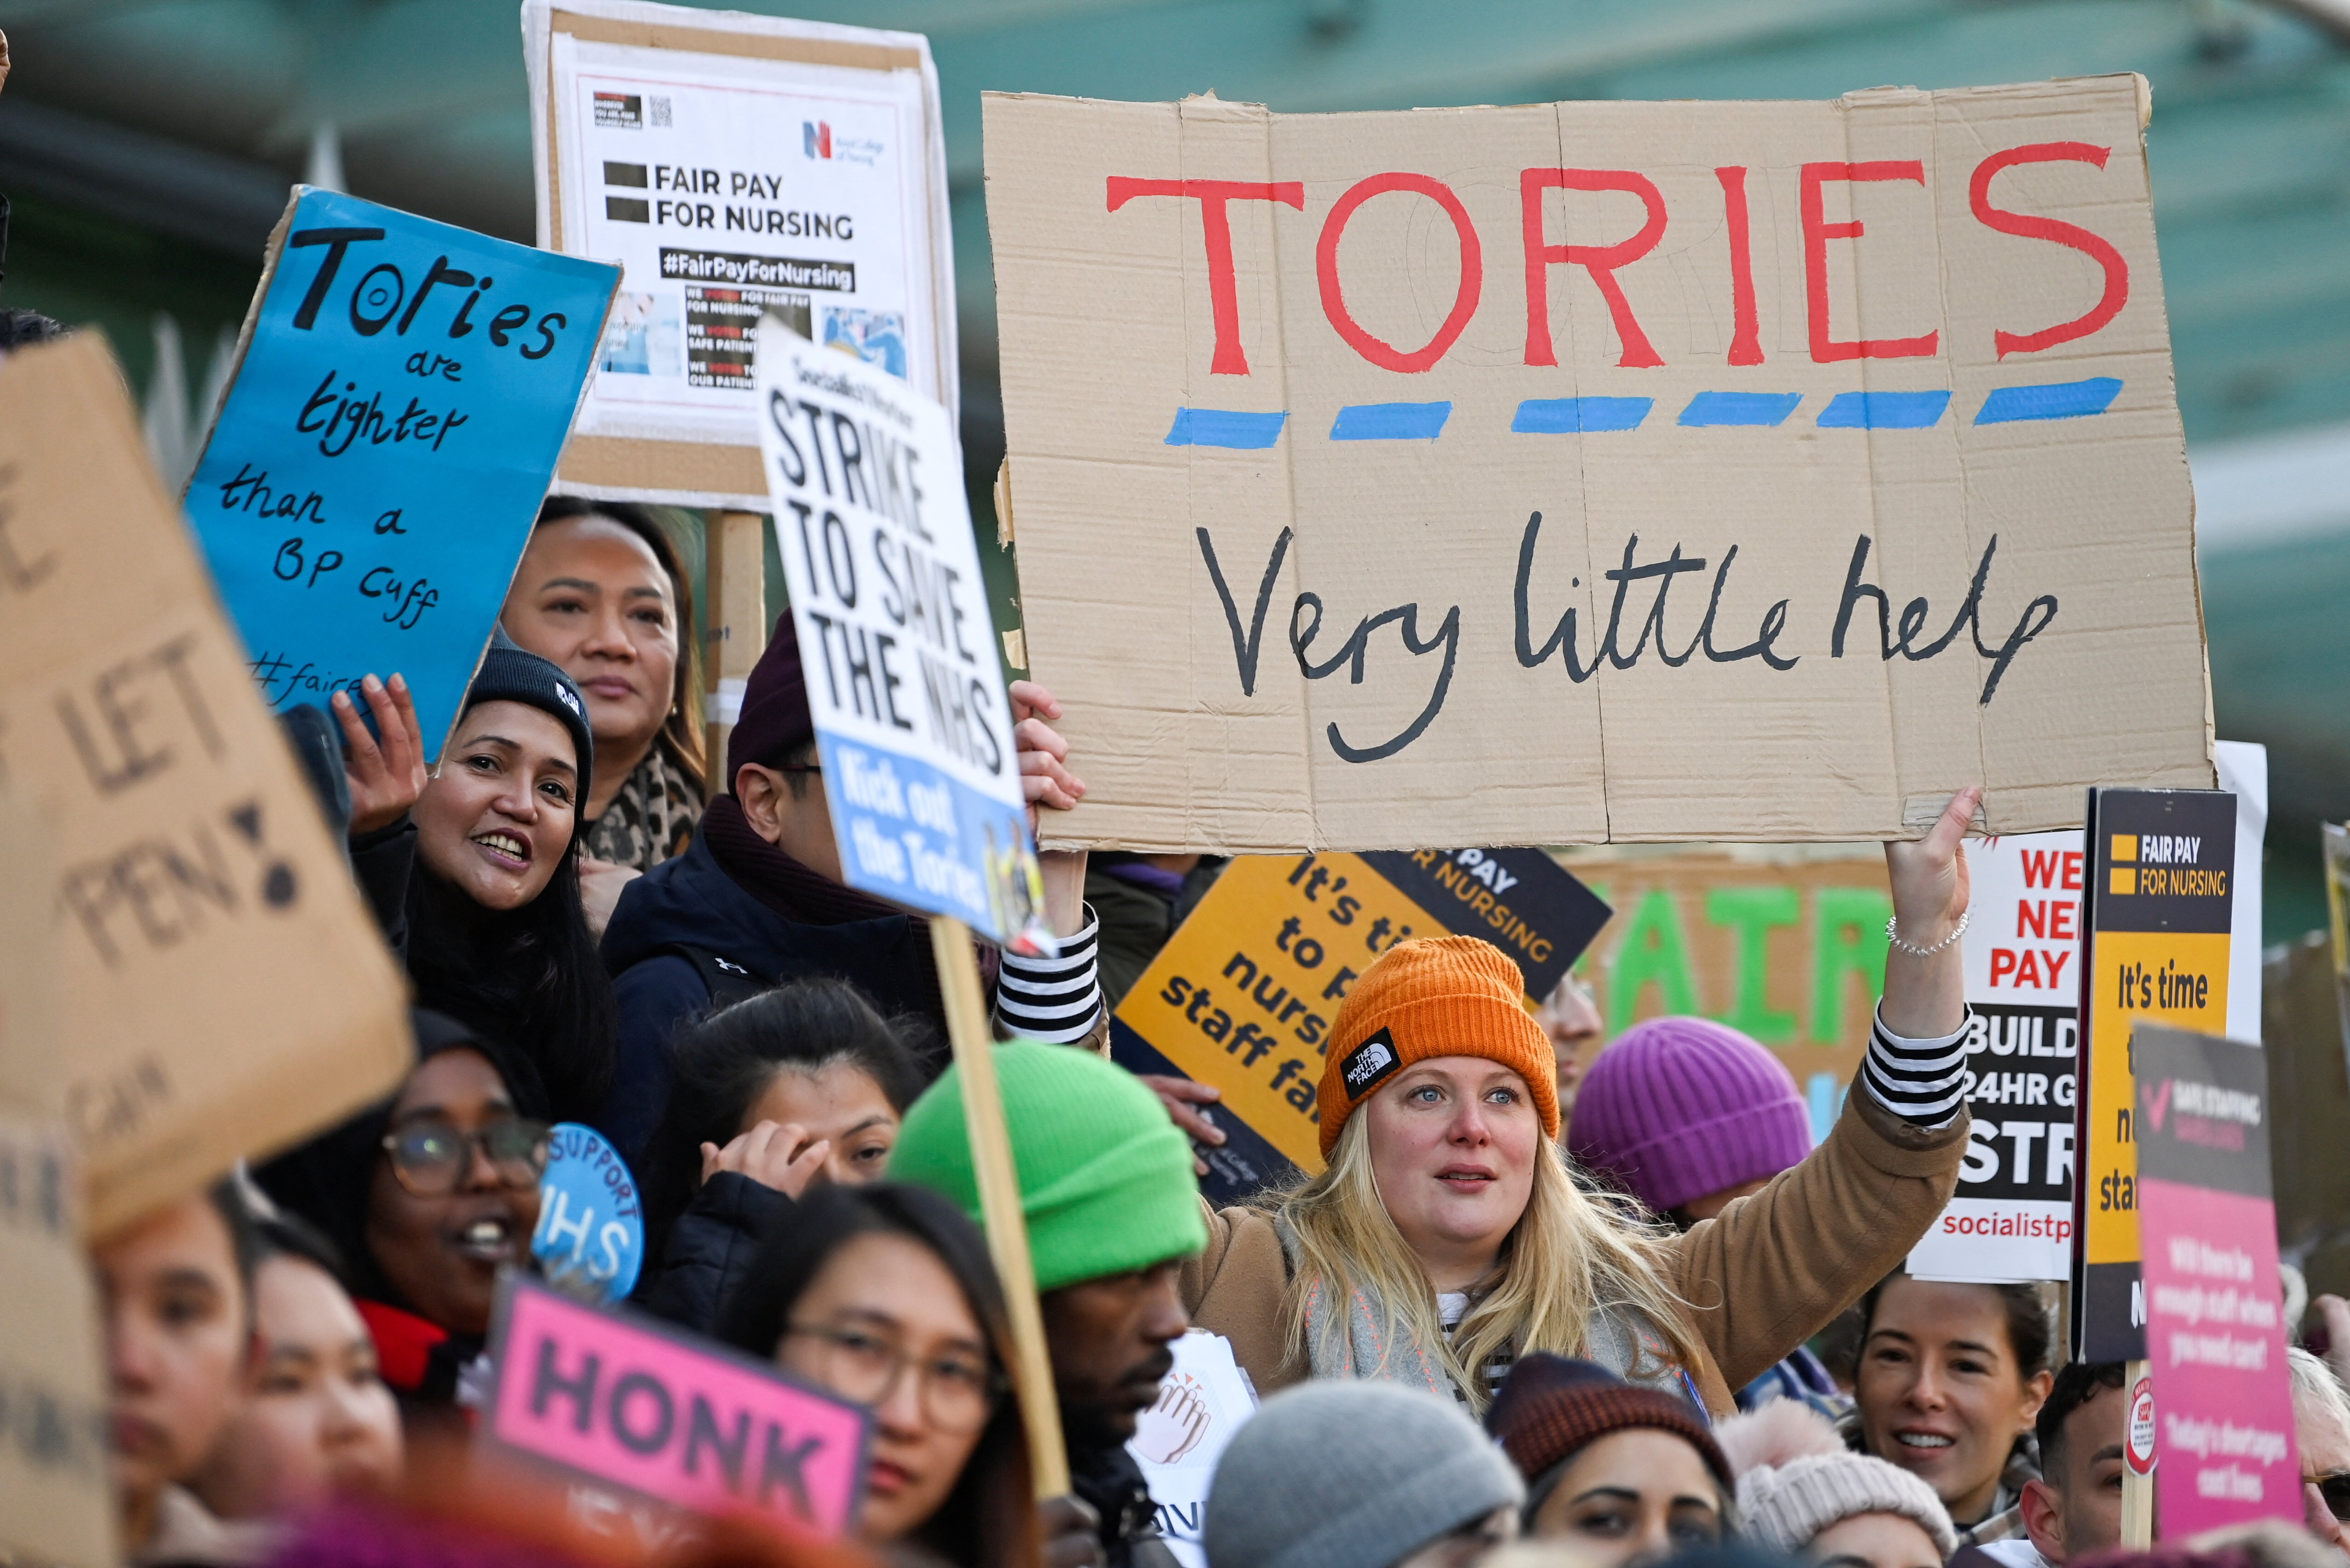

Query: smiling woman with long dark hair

[376,638,617,1123]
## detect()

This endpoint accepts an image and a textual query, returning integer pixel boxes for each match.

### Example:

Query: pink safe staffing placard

[485,1275,870,1536]
[2132,1024,2299,1538]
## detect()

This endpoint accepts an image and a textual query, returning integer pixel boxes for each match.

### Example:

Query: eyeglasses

[2309,1471,2350,1522]
[783,1322,1001,1433]
[380,1118,551,1196]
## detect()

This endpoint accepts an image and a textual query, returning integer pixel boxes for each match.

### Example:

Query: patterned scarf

[582,741,705,871]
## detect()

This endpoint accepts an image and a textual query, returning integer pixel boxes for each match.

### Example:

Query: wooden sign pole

[704,510,767,796]
[928,914,1072,1498]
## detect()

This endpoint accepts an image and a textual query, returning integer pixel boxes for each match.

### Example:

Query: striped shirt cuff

[1858,1003,1970,1129]
[994,908,1104,1044]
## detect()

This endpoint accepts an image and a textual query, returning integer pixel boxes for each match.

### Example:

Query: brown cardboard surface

[0,334,412,1237]
[985,79,2212,851]
[0,1116,114,1568]
[1566,849,1895,1116]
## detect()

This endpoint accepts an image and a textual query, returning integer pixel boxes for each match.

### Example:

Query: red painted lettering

[1969,143,2128,358]
[1520,168,1667,369]
[2015,949,2044,988]
[2043,949,2071,990]
[2050,900,2076,940]
[1714,167,1763,366]
[1106,178,1305,375]
[1800,161,1938,363]
[1991,948,2017,986]
[2018,898,2048,938]
[1318,173,1483,373]
[2061,851,2082,890]
[2020,847,2062,889]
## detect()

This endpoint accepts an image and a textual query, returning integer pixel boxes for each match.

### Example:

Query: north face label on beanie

[1341,1028,1402,1100]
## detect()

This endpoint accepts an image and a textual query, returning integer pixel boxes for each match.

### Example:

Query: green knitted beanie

[887,1042,1207,1292]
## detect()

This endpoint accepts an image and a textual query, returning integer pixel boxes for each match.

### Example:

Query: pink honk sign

[486,1277,870,1536]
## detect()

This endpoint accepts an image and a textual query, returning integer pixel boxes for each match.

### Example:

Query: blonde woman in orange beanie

[1177,788,1983,1420]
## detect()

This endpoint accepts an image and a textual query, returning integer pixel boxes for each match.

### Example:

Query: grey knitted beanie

[1205,1382,1526,1568]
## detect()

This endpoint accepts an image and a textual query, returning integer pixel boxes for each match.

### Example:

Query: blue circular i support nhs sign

[532,1122,645,1303]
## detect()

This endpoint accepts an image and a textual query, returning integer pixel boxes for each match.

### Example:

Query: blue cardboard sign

[532,1122,646,1303]
[185,188,619,752]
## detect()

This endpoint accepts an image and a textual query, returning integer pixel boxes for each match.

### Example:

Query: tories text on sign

[985,78,2210,850]
[187,188,618,752]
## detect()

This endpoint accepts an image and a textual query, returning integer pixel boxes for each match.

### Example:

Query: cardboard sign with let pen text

[0,335,412,1234]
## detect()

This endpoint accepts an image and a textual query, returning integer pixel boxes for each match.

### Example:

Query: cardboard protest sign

[1911,741,2264,1282]
[2071,788,2237,1361]
[754,319,1046,948]
[1113,847,1610,1202]
[1127,1331,1258,1568]
[984,78,2213,851]
[2132,1024,2299,1536]
[485,1274,870,1537]
[1567,849,1897,1139]
[185,187,618,755]
[0,335,412,1234]
[526,0,956,510]
[0,1116,114,1568]
[534,1123,646,1304]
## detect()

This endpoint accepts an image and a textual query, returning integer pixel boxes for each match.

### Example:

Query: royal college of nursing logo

[803,120,833,159]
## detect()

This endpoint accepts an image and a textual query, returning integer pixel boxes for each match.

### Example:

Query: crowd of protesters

[1,314,2343,1568]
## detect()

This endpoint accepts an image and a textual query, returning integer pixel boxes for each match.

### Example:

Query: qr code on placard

[650,96,672,127]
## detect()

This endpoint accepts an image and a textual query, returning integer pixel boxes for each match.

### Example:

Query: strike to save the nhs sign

[754,318,1047,950]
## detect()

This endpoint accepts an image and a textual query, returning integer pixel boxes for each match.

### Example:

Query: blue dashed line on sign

[1677,391,1804,427]
[1164,409,1288,449]
[1817,390,1951,430]
[1511,397,1653,433]
[1330,401,1452,441]
[1975,378,2123,424]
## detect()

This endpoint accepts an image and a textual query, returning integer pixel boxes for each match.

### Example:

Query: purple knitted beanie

[1567,1016,1811,1214]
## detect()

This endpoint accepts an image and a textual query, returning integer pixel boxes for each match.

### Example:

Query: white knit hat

[1718,1402,1958,1561]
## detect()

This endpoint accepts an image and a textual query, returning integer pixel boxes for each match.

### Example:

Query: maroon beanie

[724,616,815,794]
[1486,1354,1731,1495]
[1567,1015,1811,1214]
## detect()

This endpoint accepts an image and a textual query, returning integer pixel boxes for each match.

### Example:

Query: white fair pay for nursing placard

[754,319,1047,949]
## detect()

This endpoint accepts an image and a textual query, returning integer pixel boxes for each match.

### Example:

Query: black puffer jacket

[634,1172,791,1335]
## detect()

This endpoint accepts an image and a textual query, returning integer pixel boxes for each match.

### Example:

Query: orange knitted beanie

[1315,935,1558,1157]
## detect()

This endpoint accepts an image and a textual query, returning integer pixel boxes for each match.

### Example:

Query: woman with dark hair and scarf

[501,498,708,934]
[339,638,617,1122]
[256,1011,554,1421]
[713,1183,1038,1568]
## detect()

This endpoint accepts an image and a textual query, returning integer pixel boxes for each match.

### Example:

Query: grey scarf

[1278,1217,1689,1399]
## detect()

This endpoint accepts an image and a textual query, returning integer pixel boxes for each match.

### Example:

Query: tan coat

[1178,1087,1968,1417]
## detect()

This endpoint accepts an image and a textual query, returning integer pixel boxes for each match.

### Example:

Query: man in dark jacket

[892,1041,1203,1568]
[598,616,1104,1157]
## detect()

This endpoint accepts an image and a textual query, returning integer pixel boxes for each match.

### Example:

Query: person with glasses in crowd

[713,1183,1041,1568]
[259,1011,554,1424]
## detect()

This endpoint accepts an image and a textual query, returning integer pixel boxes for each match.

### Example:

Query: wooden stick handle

[929,915,1072,1499]
[704,510,767,798]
